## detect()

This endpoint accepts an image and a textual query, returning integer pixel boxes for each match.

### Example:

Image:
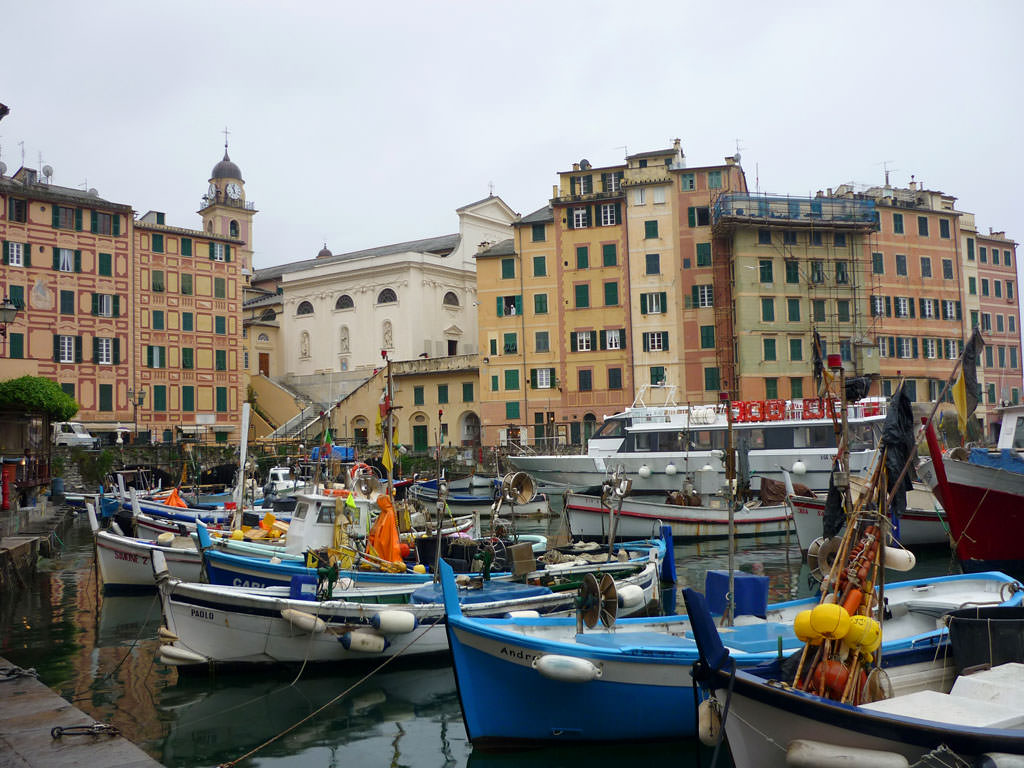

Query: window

[645,253,660,274]
[151,270,165,292]
[603,282,618,306]
[810,231,823,247]
[413,386,424,405]
[377,288,397,304]
[649,366,666,386]
[504,369,520,390]
[985,344,994,366]
[95,337,113,365]
[4,242,24,267]
[996,280,1003,298]
[641,292,666,314]
[759,260,773,283]
[210,277,225,299]
[181,237,192,257]
[942,259,953,279]
[834,233,847,247]
[535,331,549,352]
[997,315,1005,333]
[505,401,520,420]
[837,300,850,323]
[332,294,353,310]
[787,298,801,322]
[215,315,226,334]
[922,298,936,319]
[704,367,720,391]
[643,331,667,352]
[576,246,589,269]
[810,260,824,283]
[832,261,848,284]
[571,208,588,229]
[696,243,712,267]
[761,298,775,322]
[501,258,515,279]
[708,170,722,189]
[531,223,546,242]
[943,300,958,321]
[182,312,193,332]
[644,220,658,239]
[980,247,988,263]
[1011,317,1017,333]
[968,276,977,295]
[967,238,975,260]
[575,331,593,352]
[534,368,553,389]
[216,386,227,413]
[758,229,772,245]
[813,299,826,323]
[534,293,548,314]
[872,252,884,274]
[436,384,448,404]
[783,231,798,245]
[181,347,194,369]
[687,206,710,227]
[982,313,992,332]
[503,332,518,354]
[211,242,226,262]
[461,381,474,402]
[785,260,799,283]
[696,285,713,308]
[898,338,912,358]
[152,233,164,253]
[892,213,904,234]
[576,175,593,194]
[982,279,990,297]
[602,243,617,266]
[608,367,622,390]
[680,173,695,191]
[895,297,910,318]
[652,187,666,205]
[215,349,226,371]
[999,346,1007,368]
[763,338,777,361]
[939,219,950,239]
[60,290,75,315]
[917,216,929,237]
[765,378,778,399]
[1006,250,1014,266]
[600,203,618,226]
[532,256,547,277]
[634,188,646,205]
[922,338,936,359]
[790,377,803,399]
[870,295,884,317]
[177,274,192,296]
[147,345,165,368]
[700,325,715,348]
[8,198,27,222]
[57,248,75,272]
[53,205,78,230]
[151,309,166,330]
[152,385,167,413]
[839,339,852,362]
[895,254,907,276]
[578,370,593,392]
[1008,281,1015,300]
[790,338,803,360]
[98,383,113,412]
[574,284,589,308]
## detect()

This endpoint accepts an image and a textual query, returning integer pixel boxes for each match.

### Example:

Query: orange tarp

[367,495,403,564]
[164,488,189,508]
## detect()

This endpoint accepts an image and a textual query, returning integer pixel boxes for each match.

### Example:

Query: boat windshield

[591,418,629,439]
[738,422,880,451]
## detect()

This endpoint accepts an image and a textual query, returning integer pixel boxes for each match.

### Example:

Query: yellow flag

[346,491,357,510]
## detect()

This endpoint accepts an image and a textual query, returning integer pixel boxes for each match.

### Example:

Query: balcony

[713,193,877,231]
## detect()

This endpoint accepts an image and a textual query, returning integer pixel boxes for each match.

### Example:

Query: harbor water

[0,503,962,768]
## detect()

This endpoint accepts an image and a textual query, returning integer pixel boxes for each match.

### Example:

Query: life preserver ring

[802,398,824,420]
[765,399,785,421]
[746,400,765,422]
[349,462,372,479]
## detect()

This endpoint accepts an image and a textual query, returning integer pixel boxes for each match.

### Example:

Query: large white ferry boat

[507,385,887,494]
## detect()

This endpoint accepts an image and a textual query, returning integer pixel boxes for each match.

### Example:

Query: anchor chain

[51,723,121,739]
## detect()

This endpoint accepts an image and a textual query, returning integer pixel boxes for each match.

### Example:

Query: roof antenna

[613,145,627,158]
[488,180,494,196]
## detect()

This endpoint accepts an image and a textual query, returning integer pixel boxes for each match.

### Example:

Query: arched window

[377,288,397,304]
[257,333,269,343]
[583,413,598,441]
[296,300,314,315]
[382,320,393,349]
[229,220,239,238]
[259,308,276,321]
[335,294,354,310]
[443,291,460,307]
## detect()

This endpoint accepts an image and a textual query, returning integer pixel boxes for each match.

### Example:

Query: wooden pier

[0,655,164,767]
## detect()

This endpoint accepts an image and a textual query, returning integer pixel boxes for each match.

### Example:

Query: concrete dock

[0,656,163,767]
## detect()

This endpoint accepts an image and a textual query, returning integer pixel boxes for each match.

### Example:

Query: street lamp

[0,295,19,357]
[127,386,146,441]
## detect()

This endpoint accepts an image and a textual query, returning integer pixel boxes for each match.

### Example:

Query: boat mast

[384,353,395,499]
[723,388,736,627]
[231,402,251,530]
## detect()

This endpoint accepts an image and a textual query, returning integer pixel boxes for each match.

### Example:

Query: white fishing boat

[506,384,887,494]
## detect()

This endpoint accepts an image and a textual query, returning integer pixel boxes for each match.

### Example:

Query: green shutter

[955,301,962,320]
[909,298,915,318]
[919,298,926,317]
[74,335,83,363]
[52,206,60,228]
[113,214,120,236]
[885,296,892,317]
[614,202,621,223]
[23,243,31,267]
[570,177,576,195]
[888,337,895,357]
[692,285,699,307]
[113,295,120,317]
[688,207,696,227]
[570,334,578,352]
[93,337,99,362]
[566,207,574,230]
[590,331,597,350]
[147,345,154,368]
[619,329,626,350]
[225,244,231,262]
[74,209,83,231]
[2,241,7,264]
[912,338,919,358]
[91,211,98,233]
[496,297,503,317]
[9,333,23,358]
[640,294,648,314]
[113,339,121,365]
[74,250,82,272]
[91,293,99,315]
[52,247,60,270]
[599,330,607,349]
[53,335,60,361]
[662,332,670,352]
[209,242,215,260]
[659,292,667,312]
[514,295,523,314]
[530,369,538,388]
[643,334,650,352]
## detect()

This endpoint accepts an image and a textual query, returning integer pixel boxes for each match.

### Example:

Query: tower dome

[211,150,243,182]
[317,244,332,259]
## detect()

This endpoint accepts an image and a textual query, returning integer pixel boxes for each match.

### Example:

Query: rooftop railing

[713,193,877,226]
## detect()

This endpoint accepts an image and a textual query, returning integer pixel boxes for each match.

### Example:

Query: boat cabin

[283,492,375,555]
[995,405,1024,452]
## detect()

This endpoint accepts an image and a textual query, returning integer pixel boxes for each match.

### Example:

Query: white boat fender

[340,629,388,653]
[533,654,601,683]
[111,521,125,536]
[697,698,722,747]
[372,610,417,634]
[786,739,909,768]
[157,532,175,546]
[883,546,916,572]
[157,626,179,642]
[617,584,645,610]
[281,608,327,634]
[158,644,210,666]
[505,610,541,619]
[151,550,170,581]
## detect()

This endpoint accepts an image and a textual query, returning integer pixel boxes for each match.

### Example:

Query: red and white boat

[919,406,1024,574]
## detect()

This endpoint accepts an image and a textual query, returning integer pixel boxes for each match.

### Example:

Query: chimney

[572,162,580,171]
[827,188,833,197]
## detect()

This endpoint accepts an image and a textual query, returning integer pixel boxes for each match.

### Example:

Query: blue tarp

[969,448,1024,474]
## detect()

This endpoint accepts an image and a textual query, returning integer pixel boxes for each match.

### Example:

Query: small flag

[952,328,984,437]
[346,491,357,510]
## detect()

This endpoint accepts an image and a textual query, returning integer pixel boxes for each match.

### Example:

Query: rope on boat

[1,665,39,681]
[217,620,435,768]
[909,744,972,768]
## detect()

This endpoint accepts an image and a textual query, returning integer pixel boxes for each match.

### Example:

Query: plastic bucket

[947,606,1024,675]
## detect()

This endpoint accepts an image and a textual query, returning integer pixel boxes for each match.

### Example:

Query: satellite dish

[577,572,618,630]
[42,164,53,179]
[500,472,534,504]
[354,472,381,498]
[88,188,98,196]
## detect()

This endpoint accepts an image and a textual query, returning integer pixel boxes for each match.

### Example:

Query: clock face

[208,182,217,198]
[226,183,242,200]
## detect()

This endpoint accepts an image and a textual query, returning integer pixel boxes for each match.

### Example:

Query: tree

[0,376,79,421]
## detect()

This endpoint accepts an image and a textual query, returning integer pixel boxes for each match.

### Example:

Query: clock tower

[201,139,256,277]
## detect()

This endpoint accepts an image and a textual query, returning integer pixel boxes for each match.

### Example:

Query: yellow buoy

[412,564,427,574]
[809,603,851,640]
[230,529,244,540]
[793,609,823,645]
[861,618,882,652]
[844,614,871,649]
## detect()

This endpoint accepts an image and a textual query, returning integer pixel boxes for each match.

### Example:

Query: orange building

[0,148,252,443]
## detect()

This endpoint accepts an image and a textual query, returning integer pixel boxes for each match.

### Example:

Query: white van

[52,422,98,448]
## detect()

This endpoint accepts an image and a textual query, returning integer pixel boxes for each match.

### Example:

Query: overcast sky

[3,1,1021,271]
